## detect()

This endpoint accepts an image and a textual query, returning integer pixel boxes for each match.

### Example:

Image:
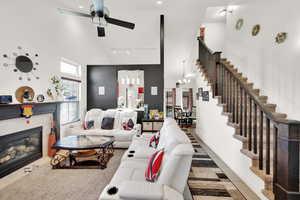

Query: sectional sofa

[99,118,194,200]
[65,109,141,148]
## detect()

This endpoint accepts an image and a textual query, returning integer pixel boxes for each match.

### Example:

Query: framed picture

[202,91,209,102]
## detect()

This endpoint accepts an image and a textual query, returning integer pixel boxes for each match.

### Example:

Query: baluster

[253,103,258,154]
[227,73,230,113]
[259,110,264,170]
[266,118,271,175]
[273,125,278,193]
[225,68,228,112]
[239,87,243,136]
[244,91,248,138]
[232,79,236,123]
[235,81,239,124]
[222,66,226,104]
[228,74,230,113]
[229,74,232,114]
[248,98,253,151]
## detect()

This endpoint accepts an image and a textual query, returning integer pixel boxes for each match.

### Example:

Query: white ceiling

[55,0,234,86]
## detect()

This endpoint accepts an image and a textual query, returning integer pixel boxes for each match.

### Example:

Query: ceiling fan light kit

[58,0,135,37]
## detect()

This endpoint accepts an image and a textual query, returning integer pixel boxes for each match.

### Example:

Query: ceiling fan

[58,0,135,37]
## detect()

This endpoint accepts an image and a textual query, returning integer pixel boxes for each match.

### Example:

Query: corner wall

[194,71,267,200]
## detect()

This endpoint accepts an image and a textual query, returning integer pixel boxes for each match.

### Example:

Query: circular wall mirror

[15,55,34,73]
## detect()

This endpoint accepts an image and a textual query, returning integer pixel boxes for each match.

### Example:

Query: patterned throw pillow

[149,131,160,148]
[84,120,94,130]
[145,149,164,182]
[122,118,135,131]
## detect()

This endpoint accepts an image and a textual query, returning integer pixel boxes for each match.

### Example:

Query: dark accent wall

[87,15,165,112]
[87,65,164,111]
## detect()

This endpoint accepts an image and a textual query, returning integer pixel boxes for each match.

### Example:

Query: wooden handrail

[220,60,300,126]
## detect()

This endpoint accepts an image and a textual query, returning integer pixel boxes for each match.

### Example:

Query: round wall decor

[276,32,288,44]
[37,94,45,103]
[235,19,244,30]
[252,24,260,36]
[2,46,40,81]
[15,86,35,104]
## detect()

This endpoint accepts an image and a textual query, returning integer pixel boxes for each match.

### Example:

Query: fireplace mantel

[0,102,61,138]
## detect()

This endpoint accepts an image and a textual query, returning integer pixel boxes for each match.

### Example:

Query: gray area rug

[0,150,124,200]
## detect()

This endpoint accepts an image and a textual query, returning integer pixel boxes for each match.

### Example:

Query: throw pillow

[101,117,115,130]
[145,149,164,182]
[84,120,94,130]
[149,131,160,148]
[122,118,135,131]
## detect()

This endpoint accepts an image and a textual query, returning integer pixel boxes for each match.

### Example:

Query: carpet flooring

[0,150,124,200]
[185,130,247,200]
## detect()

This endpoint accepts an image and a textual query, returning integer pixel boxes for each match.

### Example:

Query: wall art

[2,46,40,81]
[15,86,35,104]
[235,18,244,30]
[275,32,287,44]
[252,24,260,36]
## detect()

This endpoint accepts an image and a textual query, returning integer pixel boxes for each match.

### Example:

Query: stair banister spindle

[253,103,258,154]
[244,90,248,138]
[239,87,243,136]
[266,117,271,175]
[232,79,236,123]
[259,110,264,170]
[248,98,253,151]
[236,81,239,124]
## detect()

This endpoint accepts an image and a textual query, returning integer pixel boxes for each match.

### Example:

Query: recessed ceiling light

[156,1,163,5]
[79,5,84,9]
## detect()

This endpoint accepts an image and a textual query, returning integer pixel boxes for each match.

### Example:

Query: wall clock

[235,19,244,30]
[2,46,40,81]
[275,32,287,44]
[252,24,260,36]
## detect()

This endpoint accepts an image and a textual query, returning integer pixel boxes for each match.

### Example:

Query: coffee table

[50,135,114,169]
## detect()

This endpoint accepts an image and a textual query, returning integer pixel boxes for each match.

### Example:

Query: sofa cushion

[101,117,115,130]
[145,149,164,182]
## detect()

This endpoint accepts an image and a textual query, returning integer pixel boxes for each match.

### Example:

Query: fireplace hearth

[0,127,42,178]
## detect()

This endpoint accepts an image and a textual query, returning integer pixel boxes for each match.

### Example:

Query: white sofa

[99,118,194,200]
[65,109,141,148]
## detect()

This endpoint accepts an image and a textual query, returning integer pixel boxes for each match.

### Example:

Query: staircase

[197,38,300,200]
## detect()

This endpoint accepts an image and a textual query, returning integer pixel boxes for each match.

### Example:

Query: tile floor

[185,130,247,200]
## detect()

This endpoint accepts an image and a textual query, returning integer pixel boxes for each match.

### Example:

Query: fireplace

[0,127,43,178]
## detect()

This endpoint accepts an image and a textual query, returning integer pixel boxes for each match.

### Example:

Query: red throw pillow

[145,149,164,182]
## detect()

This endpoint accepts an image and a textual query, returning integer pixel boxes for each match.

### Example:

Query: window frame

[60,58,82,125]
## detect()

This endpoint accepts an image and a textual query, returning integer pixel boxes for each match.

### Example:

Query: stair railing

[197,37,300,200]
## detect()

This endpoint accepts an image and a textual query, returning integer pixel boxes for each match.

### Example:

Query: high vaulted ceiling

[54,0,234,86]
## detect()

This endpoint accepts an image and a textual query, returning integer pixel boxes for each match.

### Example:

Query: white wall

[0,0,112,140]
[0,0,112,118]
[202,22,225,52]
[194,71,267,200]
[223,0,300,120]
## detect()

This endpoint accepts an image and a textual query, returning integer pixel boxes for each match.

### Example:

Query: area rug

[0,150,124,200]
[185,130,246,200]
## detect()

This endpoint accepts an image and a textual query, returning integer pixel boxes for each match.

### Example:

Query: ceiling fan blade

[97,26,105,37]
[105,16,135,30]
[58,8,91,18]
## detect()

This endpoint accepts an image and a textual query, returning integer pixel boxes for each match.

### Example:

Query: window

[60,59,81,77]
[60,59,81,125]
